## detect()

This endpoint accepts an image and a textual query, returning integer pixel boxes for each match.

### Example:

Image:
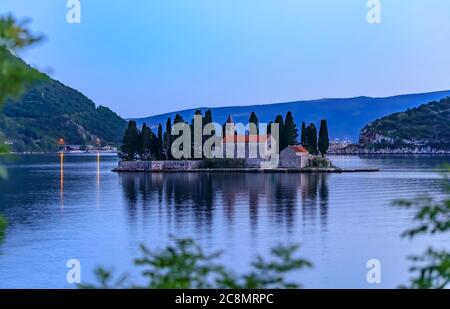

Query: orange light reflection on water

[59,152,64,209]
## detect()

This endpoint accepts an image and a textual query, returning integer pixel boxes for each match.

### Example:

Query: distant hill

[132,91,450,142]
[360,97,450,149]
[0,56,127,153]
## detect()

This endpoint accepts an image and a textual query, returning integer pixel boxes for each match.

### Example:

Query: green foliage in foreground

[0,215,6,240]
[0,141,7,179]
[81,238,312,289]
[0,14,43,155]
[0,147,6,232]
[394,166,450,289]
[0,14,44,106]
[0,13,43,237]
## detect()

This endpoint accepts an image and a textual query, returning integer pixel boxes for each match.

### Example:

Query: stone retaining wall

[117,160,202,171]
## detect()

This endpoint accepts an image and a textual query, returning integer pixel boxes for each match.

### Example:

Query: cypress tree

[203,110,216,140]
[120,120,139,161]
[137,123,145,158]
[318,119,329,157]
[301,122,307,146]
[149,130,158,159]
[203,110,214,158]
[249,112,259,135]
[138,123,153,160]
[191,110,202,159]
[267,121,273,135]
[157,124,163,160]
[223,115,234,138]
[164,118,172,160]
[174,114,184,124]
[173,114,185,157]
[274,115,287,151]
[284,111,298,146]
[203,110,214,138]
[307,123,318,155]
[204,110,213,127]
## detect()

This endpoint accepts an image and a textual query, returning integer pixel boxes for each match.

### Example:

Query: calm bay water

[0,154,449,288]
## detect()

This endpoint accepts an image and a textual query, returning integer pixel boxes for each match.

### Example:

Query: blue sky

[2,0,450,118]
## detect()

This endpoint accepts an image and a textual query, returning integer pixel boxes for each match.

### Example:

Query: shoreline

[0,151,118,155]
[112,166,380,173]
[329,146,450,155]
[2,151,450,156]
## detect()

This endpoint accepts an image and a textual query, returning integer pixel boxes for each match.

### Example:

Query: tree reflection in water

[119,172,330,236]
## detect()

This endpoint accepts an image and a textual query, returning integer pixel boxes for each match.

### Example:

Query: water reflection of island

[119,173,329,233]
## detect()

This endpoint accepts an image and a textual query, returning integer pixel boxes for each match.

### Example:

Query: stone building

[218,115,311,168]
[279,145,310,168]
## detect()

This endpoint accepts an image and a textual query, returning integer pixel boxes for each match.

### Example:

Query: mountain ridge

[132,90,450,141]
[131,91,450,119]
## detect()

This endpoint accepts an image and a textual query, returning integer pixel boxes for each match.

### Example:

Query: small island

[113,111,379,174]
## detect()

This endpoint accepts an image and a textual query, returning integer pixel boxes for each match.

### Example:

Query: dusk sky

[2,0,450,118]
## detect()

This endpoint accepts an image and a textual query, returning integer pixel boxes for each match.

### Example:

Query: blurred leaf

[0,14,43,50]
[0,165,7,179]
[81,237,311,289]
[80,267,129,289]
[395,166,450,289]
[0,13,45,107]
[0,215,6,240]
[402,248,450,289]
[0,142,8,154]
[0,13,44,240]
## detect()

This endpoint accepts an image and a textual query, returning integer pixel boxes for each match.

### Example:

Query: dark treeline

[119,110,329,161]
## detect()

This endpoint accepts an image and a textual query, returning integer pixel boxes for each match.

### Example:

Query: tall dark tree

[267,121,273,135]
[174,114,184,124]
[120,121,139,161]
[138,123,153,160]
[284,111,298,146]
[173,114,186,157]
[274,115,287,151]
[223,115,235,138]
[306,123,318,155]
[301,122,307,146]
[157,124,164,160]
[190,110,203,159]
[203,110,213,127]
[164,117,173,160]
[203,110,214,138]
[202,110,214,158]
[249,112,259,135]
[318,119,329,157]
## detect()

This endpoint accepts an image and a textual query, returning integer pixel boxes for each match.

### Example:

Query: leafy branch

[394,166,450,289]
[80,238,311,289]
[0,13,44,237]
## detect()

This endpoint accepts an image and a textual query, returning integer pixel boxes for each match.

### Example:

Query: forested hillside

[360,97,450,149]
[0,55,127,152]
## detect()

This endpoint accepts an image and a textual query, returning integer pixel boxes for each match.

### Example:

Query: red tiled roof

[223,135,270,143]
[290,145,309,153]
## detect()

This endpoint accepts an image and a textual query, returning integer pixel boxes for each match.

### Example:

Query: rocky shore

[329,144,450,155]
